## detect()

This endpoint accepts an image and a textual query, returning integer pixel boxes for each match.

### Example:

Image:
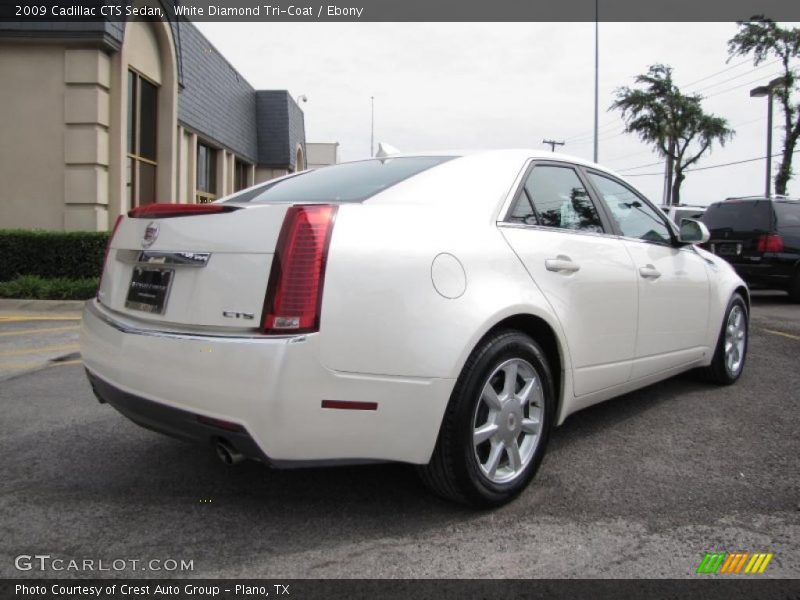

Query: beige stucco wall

[306,142,339,169]
[1,26,273,230]
[255,167,290,184]
[0,44,68,230]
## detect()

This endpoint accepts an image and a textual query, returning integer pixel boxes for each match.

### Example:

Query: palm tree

[729,18,800,196]
[612,64,735,205]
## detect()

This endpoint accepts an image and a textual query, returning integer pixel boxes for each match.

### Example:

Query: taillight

[128,203,240,218]
[97,214,124,301]
[262,204,338,335]
[756,233,784,253]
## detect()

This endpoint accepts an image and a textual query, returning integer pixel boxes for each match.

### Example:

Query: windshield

[224,156,455,204]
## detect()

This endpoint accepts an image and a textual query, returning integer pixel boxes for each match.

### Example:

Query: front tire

[418,330,555,507]
[702,293,748,385]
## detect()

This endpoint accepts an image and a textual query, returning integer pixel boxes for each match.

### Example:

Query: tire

[701,293,748,385]
[788,272,800,303]
[418,330,555,507]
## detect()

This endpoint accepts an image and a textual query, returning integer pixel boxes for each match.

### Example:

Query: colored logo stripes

[696,552,773,574]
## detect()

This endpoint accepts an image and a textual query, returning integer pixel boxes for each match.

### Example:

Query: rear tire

[701,293,748,385]
[788,272,800,303]
[418,330,555,507]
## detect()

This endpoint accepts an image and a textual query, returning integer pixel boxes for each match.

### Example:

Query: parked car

[81,150,749,507]
[660,204,706,226]
[702,196,800,301]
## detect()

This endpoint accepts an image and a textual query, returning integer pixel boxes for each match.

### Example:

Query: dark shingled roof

[256,91,306,169]
[173,21,259,163]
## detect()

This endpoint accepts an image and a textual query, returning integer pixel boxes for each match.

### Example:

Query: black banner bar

[1,0,799,22]
[3,579,800,600]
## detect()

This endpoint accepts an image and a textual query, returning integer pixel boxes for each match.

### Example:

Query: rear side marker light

[321,400,378,411]
[197,415,245,432]
[756,233,784,253]
[128,203,240,219]
[96,214,124,301]
[262,204,338,335]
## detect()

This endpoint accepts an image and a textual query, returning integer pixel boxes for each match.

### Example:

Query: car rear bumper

[86,368,269,462]
[728,262,793,288]
[80,300,454,465]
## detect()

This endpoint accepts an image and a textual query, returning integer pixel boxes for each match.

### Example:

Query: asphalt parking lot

[0,293,798,579]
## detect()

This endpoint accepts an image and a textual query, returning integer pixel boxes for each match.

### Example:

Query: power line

[613,115,774,172]
[691,59,780,94]
[561,59,788,147]
[702,71,787,99]
[622,149,800,177]
[678,57,753,88]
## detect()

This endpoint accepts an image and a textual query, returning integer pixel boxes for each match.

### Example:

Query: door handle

[639,264,661,280]
[545,255,581,274]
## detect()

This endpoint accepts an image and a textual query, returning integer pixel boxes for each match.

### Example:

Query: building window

[196,142,217,203]
[234,159,249,192]
[126,69,158,208]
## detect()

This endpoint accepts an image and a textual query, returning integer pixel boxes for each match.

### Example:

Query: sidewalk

[0,298,86,315]
[0,300,84,382]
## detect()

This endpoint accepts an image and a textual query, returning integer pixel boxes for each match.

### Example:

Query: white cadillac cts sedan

[81,150,749,507]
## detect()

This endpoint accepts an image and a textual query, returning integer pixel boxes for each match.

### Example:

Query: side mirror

[678,218,710,245]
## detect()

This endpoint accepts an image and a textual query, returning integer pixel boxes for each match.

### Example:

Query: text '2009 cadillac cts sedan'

[81,150,749,507]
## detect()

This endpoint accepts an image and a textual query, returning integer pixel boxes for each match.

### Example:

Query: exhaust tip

[215,439,244,466]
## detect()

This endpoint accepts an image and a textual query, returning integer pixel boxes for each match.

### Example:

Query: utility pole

[542,139,565,152]
[750,77,785,198]
[593,0,599,163]
[370,96,375,158]
[765,86,773,197]
[664,139,675,206]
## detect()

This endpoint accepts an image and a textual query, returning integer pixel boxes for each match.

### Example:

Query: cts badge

[142,222,160,248]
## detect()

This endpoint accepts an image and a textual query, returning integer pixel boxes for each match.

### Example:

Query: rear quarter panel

[318,153,570,381]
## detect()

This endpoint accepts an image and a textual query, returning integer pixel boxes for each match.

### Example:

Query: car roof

[386,148,628,180]
[722,195,800,202]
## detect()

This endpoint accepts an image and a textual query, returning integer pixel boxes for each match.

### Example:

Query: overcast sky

[196,22,799,205]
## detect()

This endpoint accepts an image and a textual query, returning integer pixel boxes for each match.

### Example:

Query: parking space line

[0,316,81,322]
[0,325,79,337]
[763,328,800,341]
[0,343,79,357]
[0,358,83,370]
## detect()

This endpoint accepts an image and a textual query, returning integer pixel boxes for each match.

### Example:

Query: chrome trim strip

[496,221,615,241]
[86,301,299,343]
[116,250,211,267]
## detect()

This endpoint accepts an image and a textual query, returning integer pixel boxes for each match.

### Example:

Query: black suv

[702,197,800,301]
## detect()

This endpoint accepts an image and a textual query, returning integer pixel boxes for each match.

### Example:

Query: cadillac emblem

[142,222,160,248]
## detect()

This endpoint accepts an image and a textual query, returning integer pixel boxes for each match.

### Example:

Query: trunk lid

[98,204,290,330]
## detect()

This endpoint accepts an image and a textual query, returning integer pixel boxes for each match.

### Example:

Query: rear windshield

[774,202,800,229]
[702,200,773,233]
[224,156,454,204]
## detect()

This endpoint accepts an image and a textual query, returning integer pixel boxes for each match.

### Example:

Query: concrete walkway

[0,300,84,382]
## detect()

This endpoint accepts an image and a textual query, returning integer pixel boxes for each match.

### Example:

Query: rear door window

[774,202,800,230]
[508,165,604,233]
[223,156,454,204]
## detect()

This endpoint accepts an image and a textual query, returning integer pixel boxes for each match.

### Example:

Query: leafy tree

[612,65,735,205]
[729,18,800,196]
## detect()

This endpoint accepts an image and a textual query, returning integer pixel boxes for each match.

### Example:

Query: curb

[0,298,86,313]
